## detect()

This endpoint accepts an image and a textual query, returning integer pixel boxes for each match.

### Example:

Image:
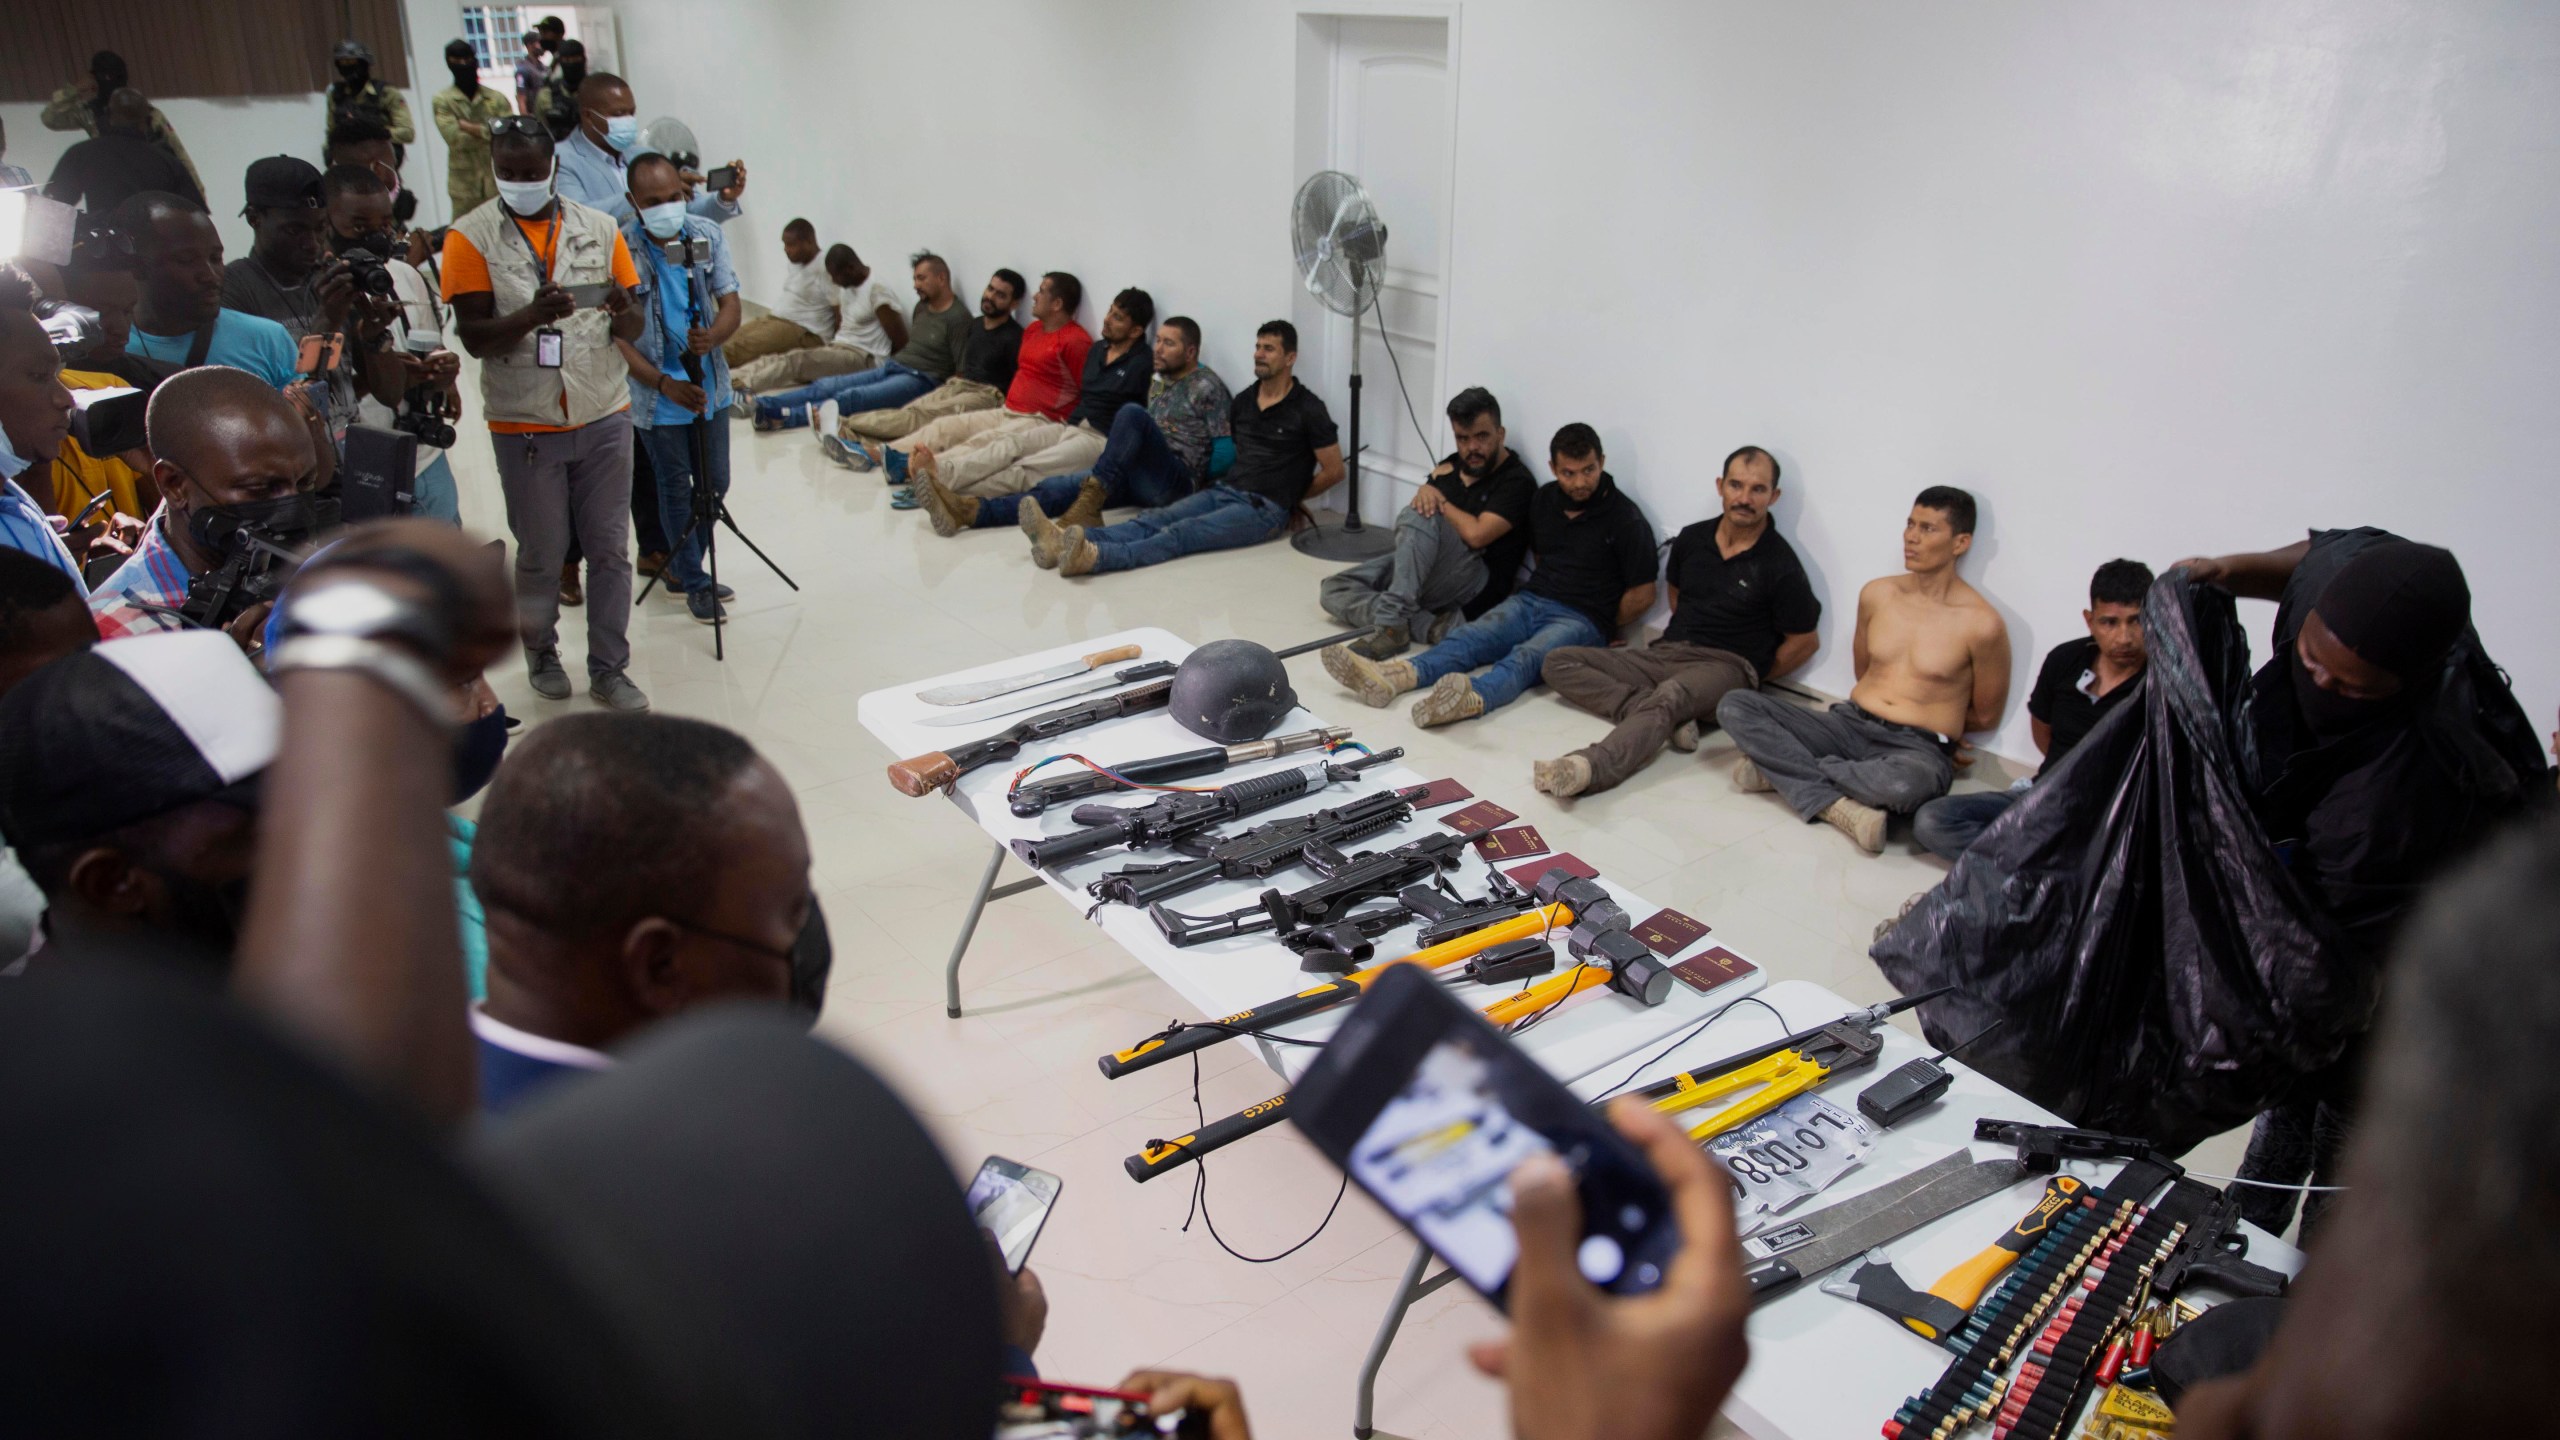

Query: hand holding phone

[562,281,612,310]
[967,1155,1063,1275]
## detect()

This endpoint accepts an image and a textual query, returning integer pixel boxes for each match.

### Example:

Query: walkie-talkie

[1856,1018,2003,1129]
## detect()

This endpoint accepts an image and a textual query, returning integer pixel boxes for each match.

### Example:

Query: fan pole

[1291,275,1395,562]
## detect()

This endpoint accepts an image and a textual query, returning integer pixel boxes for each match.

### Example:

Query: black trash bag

[1871,574,2358,1154]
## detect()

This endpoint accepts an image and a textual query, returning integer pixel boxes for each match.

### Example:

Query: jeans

[761,361,935,419]
[1408,591,1604,713]
[411,451,460,524]
[638,419,731,593]
[973,405,1196,527]
[1910,788,2021,860]
[1085,485,1285,574]
[1715,693,1956,819]
[1319,508,1487,634]
[1543,641,1758,793]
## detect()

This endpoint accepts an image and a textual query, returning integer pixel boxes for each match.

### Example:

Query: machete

[1740,1151,2031,1303]
[917,644,1144,706]
[919,661,1180,727]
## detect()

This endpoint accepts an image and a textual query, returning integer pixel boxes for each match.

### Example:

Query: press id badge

[533,326,565,369]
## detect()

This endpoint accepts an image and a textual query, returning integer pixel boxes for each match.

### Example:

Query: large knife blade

[917,644,1144,707]
[919,661,1179,727]
[1739,1151,2030,1304]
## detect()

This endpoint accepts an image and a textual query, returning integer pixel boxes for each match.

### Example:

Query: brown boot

[922,475,978,537]
[1820,796,1887,854]
[1057,526,1099,577]
[558,562,584,607]
[1057,475,1108,530]
[1022,501,1063,568]
[1321,645,1417,708]
[635,550,670,579]
[1410,674,1485,728]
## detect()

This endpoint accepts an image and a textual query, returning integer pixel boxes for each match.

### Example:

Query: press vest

[455,198,630,430]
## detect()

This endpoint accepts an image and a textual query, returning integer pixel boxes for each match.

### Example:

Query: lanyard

[505,205,560,282]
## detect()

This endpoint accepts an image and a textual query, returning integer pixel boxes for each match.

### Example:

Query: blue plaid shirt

[88,511,195,641]
[0,478,84,592]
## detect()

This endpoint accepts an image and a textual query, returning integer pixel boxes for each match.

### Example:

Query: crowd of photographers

[4,29,2556,1440]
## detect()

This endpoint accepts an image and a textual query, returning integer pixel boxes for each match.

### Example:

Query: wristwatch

[270,576,455,728]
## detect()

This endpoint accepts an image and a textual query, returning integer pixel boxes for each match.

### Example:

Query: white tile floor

[447,414,2243,1440]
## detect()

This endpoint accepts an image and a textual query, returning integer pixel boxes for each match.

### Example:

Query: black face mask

[449,59,478,87]
[142,861,251,959]
[451,704,511,805]
[184,491,326,558]
[332,227,395,260]
[2290,653,2405,742]
[337,63,367,88]
[558,62,586,87]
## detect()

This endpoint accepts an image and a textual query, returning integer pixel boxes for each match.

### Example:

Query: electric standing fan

[1288,171,1395,560]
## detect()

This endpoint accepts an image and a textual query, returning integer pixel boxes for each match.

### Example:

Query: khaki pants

[838,377,1003,442]
[1544,642,1759,794]
[732,342,875,395]
[942,418,1106,498]
[722,315,824,369]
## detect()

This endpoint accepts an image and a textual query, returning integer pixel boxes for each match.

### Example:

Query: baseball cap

[0,631,279,850]
[243,155,325,212]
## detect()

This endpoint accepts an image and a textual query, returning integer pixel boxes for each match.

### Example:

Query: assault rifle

[1086,784,1427,909]
[1150,830,1468,948]
[1006,727,1354,816]
[1009,746,1403,871]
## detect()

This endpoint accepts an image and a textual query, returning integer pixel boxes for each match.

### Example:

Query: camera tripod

[632,246,799,661]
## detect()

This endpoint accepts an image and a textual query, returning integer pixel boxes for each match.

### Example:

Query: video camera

[178,496,343,631]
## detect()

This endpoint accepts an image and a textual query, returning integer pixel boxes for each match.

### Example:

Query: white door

[1319,16,1452,519]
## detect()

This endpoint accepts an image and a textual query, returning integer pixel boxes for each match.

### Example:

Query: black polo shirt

[1659,518,1821,680]
[2029,637,2142,773]
[1224,379,1339,510]
[1521,473,1658,634]
[957,318,1023,390]
[1428,447,1539,611]
[1069,336,1153,431]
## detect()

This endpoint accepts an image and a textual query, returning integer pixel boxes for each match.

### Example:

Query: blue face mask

[600,113,640,152]
[637,199,687,240]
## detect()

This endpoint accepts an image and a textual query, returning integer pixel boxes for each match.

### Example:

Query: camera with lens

[177,495,343,631]
[341,247,399,298]
[392,386,457,450]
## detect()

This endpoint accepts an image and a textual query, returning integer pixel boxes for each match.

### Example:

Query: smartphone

[996,1377,1165,1438]
[705,164,739,193]
[968,1156,1064,1275]
[296,330,345,372]
[70,490,118,531]
[563,281,611,309]
[1289,962,1680,1307]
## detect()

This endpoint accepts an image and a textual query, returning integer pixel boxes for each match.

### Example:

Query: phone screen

[563,282,611,310]
[968,1156,1063,1275]
[706,165,739,192]
[1290,963,1679,1306]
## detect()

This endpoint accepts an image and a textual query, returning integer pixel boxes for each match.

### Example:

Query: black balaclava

[89,51,128,126]
[447,46,481,95]
[2295,540,2471,740]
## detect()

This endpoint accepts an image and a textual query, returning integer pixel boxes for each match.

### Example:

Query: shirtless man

[1715,486,2009,852]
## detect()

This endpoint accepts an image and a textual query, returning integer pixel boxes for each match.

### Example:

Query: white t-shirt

[774,256,837,337]
[831,275,901,356]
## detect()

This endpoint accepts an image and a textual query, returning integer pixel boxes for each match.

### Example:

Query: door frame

[1294,3,1465,520]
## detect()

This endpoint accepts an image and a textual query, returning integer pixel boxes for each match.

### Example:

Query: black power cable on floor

[1370,293,1440,468]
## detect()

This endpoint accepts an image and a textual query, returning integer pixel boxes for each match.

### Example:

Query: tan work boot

[1056,526,1100,577]
[1322,645,1417,708]
[1732,756,1772,792]
[1058,476,1108,530]
[1533,753,1593,799]
[1821,796,1887,854]
[1022,501,1063,568]
[922,474,978,537]
[1670,719,1703,753]
[1411,674,1485,728]
[1350,624,1410,660]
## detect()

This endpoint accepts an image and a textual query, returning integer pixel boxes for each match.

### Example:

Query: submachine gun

[1084,782,1432,910]
[1008,747,1404,871]
[1148,830,1472,949]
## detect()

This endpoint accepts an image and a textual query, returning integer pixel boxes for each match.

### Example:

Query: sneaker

[673,580,735,601]
[1732,756,1773,792]
[1021,497,1063,566]
[921,475,977,537]
[1424,609,1461,646]
[558,562,583,608]
[1669,719,1703,753]
[635,550,670,579]
[1321,645,1416,709]
[1821,796,1887,854]
[752,401,808,433]
[686,588,727,626]
[1533,754,1593,799]
[889,486,923,510]
[819,434,873,472]
[589,669,651,713]
[1057,476,1108,531]
[1056,526,1099,577]
[525,647,572,700]
[1349,624,1410,661]
[883,447,910,484]
[1409,673,1485,728]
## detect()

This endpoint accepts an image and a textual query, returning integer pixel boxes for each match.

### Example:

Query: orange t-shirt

[441,217,641,434]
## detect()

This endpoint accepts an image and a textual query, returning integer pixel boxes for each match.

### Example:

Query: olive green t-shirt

[891,298,973,380]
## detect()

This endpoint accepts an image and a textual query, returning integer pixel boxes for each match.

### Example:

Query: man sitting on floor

[720,218,834,368]
[876,272,1096,504]
[1717,486,2009,853]
[910,287,1154,530]
[1325,423,1657,729]
[952,314,1232,537]
[1535,445,1819,798]
[1022,320,1340,578]
[728,244,905,397]
[1319,386,1536,660]
[467,712,813,1114]
[821,269,1025,463]
[1909,558,2150,859]
[751,252,974,436]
